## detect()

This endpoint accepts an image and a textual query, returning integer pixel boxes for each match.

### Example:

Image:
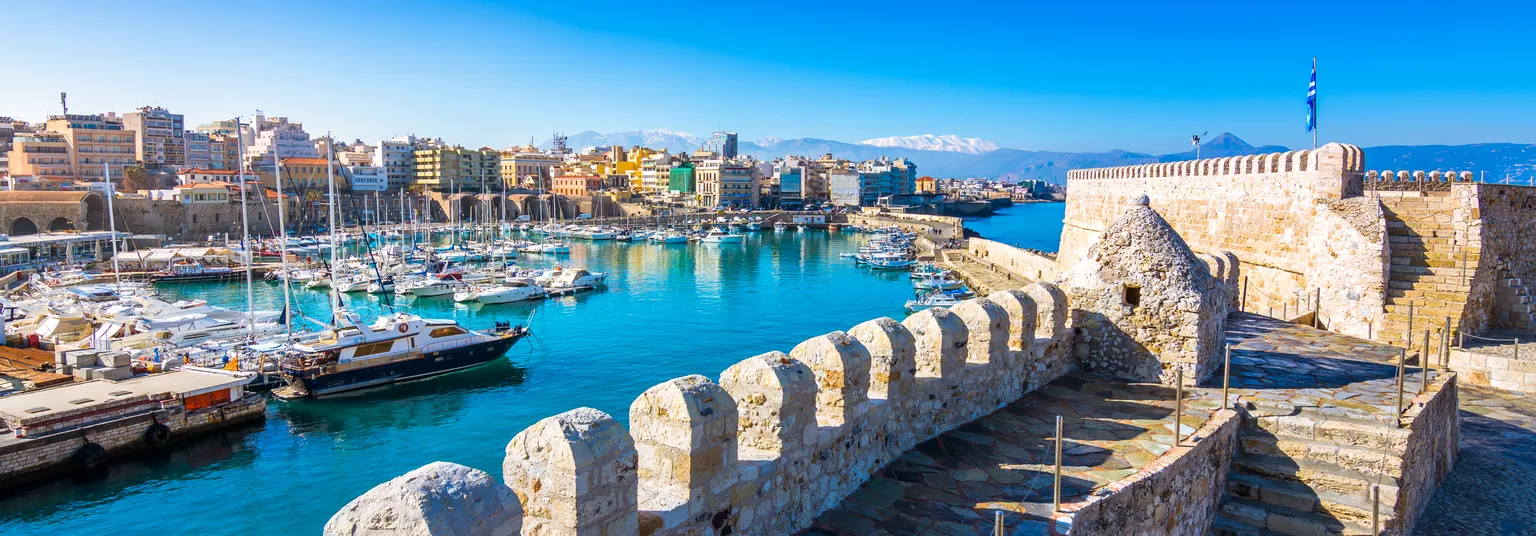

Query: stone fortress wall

[1062,144,1536,343]
[1062,144,1390,339]
[328,286,1081,536]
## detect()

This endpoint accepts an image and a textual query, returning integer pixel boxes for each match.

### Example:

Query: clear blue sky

[5,1,1533,154]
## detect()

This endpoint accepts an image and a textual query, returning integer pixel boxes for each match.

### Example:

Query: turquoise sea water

[0,209,1060,535]
[962,202,1065,252]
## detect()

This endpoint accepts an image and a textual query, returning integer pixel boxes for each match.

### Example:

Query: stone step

[1387,273,1466,285]
[1384,311,1458,326]
[1226,473,1396,530]
[1386,289,1469,303]
[1212,513,1267,536]
[1238,433,1405,481]
[1385,226,1459,239]
[1387,235,1457,246]
[1218,497,1377,536]
[1389,256,1479,269]
[1247,412,1410,452]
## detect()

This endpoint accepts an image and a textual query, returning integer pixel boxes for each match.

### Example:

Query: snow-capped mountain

[542,129,705,153]
[856,134,1001,155]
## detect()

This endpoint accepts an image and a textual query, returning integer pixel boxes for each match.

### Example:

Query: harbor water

[0,209,1062,535]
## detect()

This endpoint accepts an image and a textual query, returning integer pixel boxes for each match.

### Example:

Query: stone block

[73,366,101,381]
[102,352,131,368]
[98,366,133,381]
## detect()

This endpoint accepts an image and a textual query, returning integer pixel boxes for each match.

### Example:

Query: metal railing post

[1421,328,1431,394]
[1175,368,1185,446]
[1461,250,1468,287]
[1314,287,1322,328]
[1222,343,1232,407]
[1053,415,1063,512]
[1395,348,1406,428]
[994,512,1004,536]
[1407,301,1415,347]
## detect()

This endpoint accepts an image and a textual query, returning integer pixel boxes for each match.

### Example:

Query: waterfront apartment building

[43,114,137,182]
[184,131,212,169]
[208,133,240,170]
[499,146,561,189]
[669,162,696,195]
[718,159,759,209]
[413,146,500,192]
[176,168,242,185]
[775,165,804,209]
[343,165,388,192]
[551,174,605,197]
[257,157,348,191]
[245,116,318,172]
[6,132,73,182]
[640,152,674,194]
[375,137,419,191]
[828,170,864,206]
[0,118,16,177]
[122,106,185,169]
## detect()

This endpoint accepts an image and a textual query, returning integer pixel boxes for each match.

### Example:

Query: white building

[245,116,319,172]
[828,170,863,207]
[344,165,388,192]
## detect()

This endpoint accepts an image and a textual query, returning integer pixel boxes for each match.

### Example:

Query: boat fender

[72,442,108,469]
[145,423,172,446]
[397,323,409,334]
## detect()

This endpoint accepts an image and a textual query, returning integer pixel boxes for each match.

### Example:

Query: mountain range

[542,130,1535,185]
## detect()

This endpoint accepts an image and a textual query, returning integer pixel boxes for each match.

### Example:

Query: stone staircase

[1494,269,1536,330]
[1213,408,1411,535]
[1378,194,1477,354]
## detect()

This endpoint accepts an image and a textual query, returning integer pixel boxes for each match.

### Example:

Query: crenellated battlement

[327,287,1073,536]
[1066,143,1364,181]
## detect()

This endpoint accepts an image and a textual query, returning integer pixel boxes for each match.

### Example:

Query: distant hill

[543,129,1536,185]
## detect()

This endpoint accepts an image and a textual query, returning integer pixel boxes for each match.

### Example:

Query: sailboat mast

[234,117,256,339]
[325,133,340,295]
[102,162,122,291]
[272,135,293,339]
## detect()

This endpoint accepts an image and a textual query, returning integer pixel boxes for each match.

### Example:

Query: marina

[0,209,1051,535]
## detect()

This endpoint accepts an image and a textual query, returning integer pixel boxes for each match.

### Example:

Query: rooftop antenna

[60,92,68,115]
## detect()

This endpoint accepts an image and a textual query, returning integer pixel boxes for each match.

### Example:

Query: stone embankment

[327,285,1074,536]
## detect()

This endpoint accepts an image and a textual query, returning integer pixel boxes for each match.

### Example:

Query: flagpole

[1312,57,1318,150]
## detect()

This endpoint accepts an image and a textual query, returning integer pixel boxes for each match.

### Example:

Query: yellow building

[256,157,350,191]
[43,114,138,181]
[414,146,500,192]
[915,176,937,194]
[6,132,73,181]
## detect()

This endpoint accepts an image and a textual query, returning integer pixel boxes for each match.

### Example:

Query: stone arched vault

[0,191,107,234]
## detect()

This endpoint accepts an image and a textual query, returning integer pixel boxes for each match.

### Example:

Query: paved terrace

[803,313,1436,535]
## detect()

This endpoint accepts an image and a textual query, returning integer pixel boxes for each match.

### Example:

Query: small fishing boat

[905,290,960,313]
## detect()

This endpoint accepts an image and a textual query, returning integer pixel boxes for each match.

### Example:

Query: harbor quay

[0,366,264,488]
[325,143,1536,535]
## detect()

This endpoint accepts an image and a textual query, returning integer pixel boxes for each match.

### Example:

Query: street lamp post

[1192,131,1209,160]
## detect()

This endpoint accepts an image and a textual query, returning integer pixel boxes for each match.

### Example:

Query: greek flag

[1306,60,1317,133]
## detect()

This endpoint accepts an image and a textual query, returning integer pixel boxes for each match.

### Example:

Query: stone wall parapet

[329,286,1074,536]
[1065,143,1364,182]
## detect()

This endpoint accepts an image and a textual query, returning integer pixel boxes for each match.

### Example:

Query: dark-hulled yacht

[272,310,528,398]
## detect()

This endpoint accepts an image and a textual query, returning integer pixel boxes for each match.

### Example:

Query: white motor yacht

[395,278,458,297]
[700,229,744,243]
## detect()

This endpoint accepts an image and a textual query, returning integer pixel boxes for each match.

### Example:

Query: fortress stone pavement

[327,143,1536,535]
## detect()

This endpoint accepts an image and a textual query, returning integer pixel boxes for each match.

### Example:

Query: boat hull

[289,333,526,397]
